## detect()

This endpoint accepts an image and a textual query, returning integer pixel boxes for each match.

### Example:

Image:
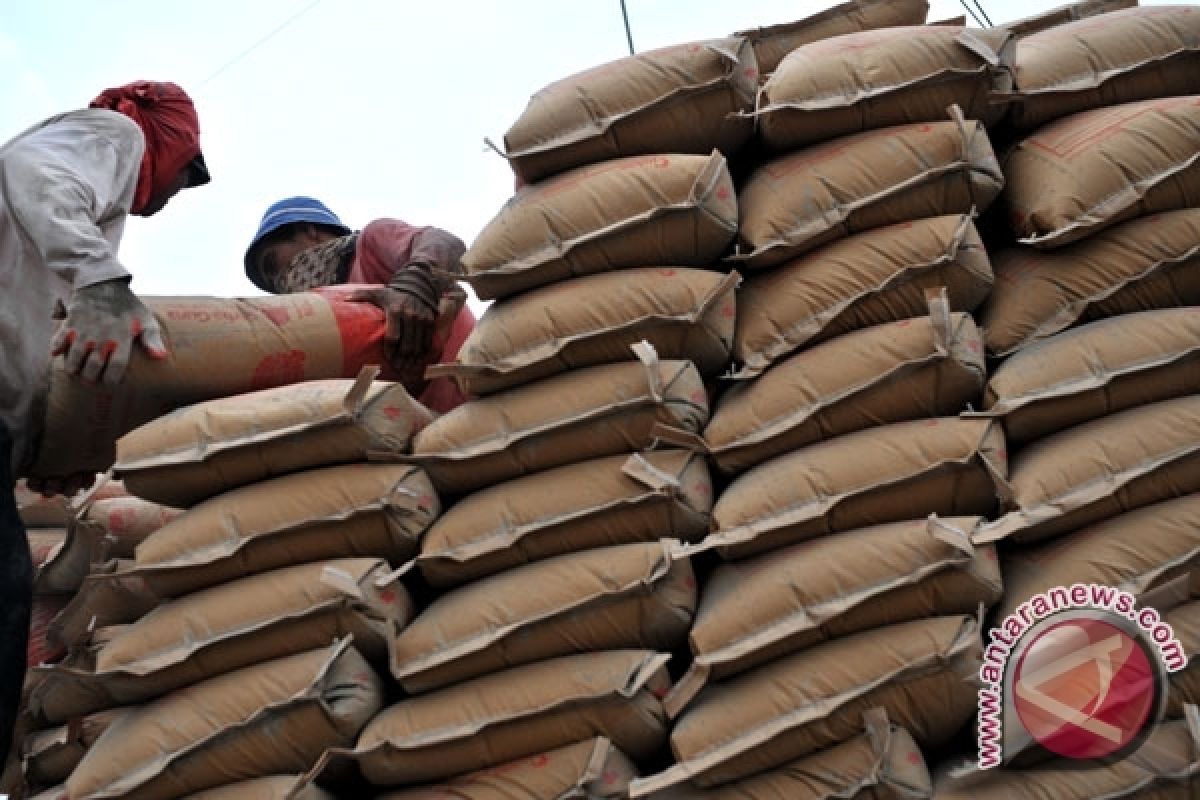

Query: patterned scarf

[275,233,360,293]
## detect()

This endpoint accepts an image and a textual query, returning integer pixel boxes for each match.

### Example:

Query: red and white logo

[1012,617,1158,761]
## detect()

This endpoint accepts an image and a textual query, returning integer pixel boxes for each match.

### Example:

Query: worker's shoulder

[4,109,143,160]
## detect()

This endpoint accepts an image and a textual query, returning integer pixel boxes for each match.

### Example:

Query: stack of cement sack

[974,3,1200,616]
[10,370,437,799]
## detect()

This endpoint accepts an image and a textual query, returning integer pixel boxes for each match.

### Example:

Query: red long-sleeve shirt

[344,219,475,413]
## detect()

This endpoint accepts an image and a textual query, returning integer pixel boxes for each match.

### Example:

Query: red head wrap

[89,81,203,214]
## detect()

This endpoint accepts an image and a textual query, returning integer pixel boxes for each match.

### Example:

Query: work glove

[344,265,440,383]
[25,473,96,499]
[50,278,168,386]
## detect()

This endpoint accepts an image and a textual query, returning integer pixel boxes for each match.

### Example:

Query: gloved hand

[344,265,440,381]
[51,278,168,385]
[25,472,96,498]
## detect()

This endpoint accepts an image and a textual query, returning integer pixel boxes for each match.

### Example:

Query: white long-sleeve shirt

[0,109,143,474]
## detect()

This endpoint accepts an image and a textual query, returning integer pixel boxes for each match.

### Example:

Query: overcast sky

[0,0,1172,315]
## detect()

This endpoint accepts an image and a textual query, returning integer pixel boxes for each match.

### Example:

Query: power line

[956,0,986,27]
[970,0,994,27]
[619,0,635,55]
[199,0,322,87]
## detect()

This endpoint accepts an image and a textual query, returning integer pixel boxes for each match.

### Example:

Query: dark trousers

[0,423,30,764]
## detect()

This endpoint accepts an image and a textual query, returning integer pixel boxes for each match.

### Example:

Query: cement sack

[1002,0,1138,38]
[932,714,1200,798]
[711,305,986,475]
[462,152,738,301]
[980,209,1200,356]
[1009,6,1200,130]
[347,649,670,785]
[978,395,1200,545]
[1004,95,1200,247]
[376,738,637,799]
[66,640,382,800]
[707,417,1006,560]
[637,616,981,790]
[44,570,158,653]
[29,287,410,481]
[503,38,757,184]
[27,596,68,668]
[732,115,1004,271]
[16,479,127,529]
[733,215,993,368]
[756,26,1012,151]
[27,558,411,724]
[1167,597,1200,717]
[410,353,709,495]
[430,268,737,397]
[418,450,711,587]
[735,0,929,77]
[27,528,76,597]
[669,517,1000,716]
[21,708,124,789]
[115,369,433,508]
[393,541,694,693]
[994,494,1200,622]
[183,776,336,800]
[634,711,932,799]
[125,463,438,598]
[983,307,1200,445]
[74,495,182,561]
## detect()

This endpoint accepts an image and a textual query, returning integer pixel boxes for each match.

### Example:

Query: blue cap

[244,196,352,290]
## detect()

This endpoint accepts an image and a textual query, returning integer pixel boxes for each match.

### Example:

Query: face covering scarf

[275,233,361,294]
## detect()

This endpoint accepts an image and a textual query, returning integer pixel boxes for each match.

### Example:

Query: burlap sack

[21,708,124,789]
[1009,7,1200,130]
[29,288,407,480]
[183,776,336,800]
[124,463,438,598]
[376,738,638,799]
[633,711,932,799]
[733,214,993,370]
[636,616,980,790]
[65,641,382,800]
[994,494,1200,624]
[27,559,411,724]
[978,395,1200,545]
[732,115,1004,270]
[348,649,670,785]
[711,305,986,475]
[984,308,1200,445]
[431,269,737,396]
[736,0,930,77]
[757,26,1012,151]
[669,517,999,716]
[1167,598,1200,717]
[981,209,1200,356]
[503,38,757,183]
[463,152,738,301]
[708,417,1006,560]
[932,714,1200,798]
[115,369,433,508]
[393,541,695,693]
[1004,95,1200,247]
[418,450,711,587]
[410,352,709,495]
[1003,0,1137,38]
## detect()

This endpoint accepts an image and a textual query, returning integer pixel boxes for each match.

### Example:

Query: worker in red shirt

[243,197,475,413]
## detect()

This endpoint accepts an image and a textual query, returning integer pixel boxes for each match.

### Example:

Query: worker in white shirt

[0,80,209,762]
